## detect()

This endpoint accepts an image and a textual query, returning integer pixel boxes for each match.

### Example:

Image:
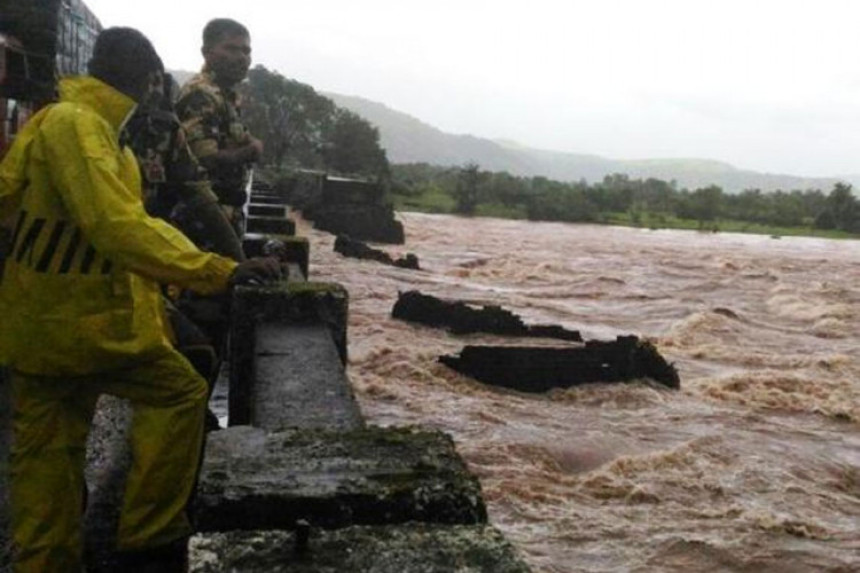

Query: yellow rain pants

[9,347,207,572]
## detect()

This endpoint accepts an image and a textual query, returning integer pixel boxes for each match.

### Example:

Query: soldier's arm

[176,88,262,169]
[176,182,247,262]
[203,135,262,168]
[175,88,220,160]
[167,128,246,261]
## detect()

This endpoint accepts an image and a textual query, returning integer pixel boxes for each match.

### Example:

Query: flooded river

[302,212,860,573]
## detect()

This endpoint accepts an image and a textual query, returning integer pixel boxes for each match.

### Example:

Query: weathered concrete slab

[246,215,296,236]
[242,234,309,278]
[253,324,363,431]
[229,283,349,426]
[189,523,530,572]
[440,335,681,391]
[195,426,488,532]
[248,203,288,218]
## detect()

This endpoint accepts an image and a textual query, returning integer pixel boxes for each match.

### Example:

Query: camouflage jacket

[125,108,205,217]
[176,69,253,207]
[125,108,244,259]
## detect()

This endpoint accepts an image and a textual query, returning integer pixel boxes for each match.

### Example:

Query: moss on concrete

[190,523,531,572]
[196,426,487,532]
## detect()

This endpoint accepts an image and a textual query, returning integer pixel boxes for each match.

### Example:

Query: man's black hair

[202,18,249,48]
[89,27,161,97]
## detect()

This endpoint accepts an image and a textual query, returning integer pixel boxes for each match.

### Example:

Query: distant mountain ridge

[325,92,845,193]
[169,68,848,193]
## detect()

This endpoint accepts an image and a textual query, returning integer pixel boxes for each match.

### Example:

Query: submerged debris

[392,290,582,341]
[334,235,419,269]
[440,335,680,391]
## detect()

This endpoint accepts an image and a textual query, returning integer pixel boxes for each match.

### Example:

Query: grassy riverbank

[393,194,858,240]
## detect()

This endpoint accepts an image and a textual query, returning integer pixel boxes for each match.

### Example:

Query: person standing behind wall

[0,27,280,572]
[127,67,246,262]
[176,18,263,239]
[127,65,248,432]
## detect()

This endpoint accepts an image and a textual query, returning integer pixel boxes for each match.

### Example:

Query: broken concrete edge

[228,282,349,426]
[243,233,310,278]
[189,523,532,573]
[196,425,488,532]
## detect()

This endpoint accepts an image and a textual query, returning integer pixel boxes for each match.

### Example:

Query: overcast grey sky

[84,0,860,177]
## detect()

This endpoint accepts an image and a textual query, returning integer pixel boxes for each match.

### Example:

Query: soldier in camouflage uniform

[126,71,245,261]
[126,67,246,431]
[176,18,263,238]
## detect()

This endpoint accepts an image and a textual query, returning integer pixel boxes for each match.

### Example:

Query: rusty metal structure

[0,0,101,157]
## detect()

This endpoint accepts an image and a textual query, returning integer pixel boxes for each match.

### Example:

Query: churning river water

[300,212,859,573]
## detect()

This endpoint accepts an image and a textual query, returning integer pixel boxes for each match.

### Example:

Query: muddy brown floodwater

[302,212,859,573]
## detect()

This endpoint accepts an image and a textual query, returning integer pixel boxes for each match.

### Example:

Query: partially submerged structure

[278,169,405,244]
[391,292,679,391]
[392,290,583,340]
[334,234,419,269]
[440,336,681,392]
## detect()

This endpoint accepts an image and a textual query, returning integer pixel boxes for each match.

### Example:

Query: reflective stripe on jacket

[0,76,238,375]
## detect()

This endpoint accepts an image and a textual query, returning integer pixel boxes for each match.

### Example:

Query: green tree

[241,66,389,177]
[640,178,674,214]
[455,163,482,215]
[689,185,723,226]
[486,171,526,207]
[819,182,859,232]
[324,109,389,177]
[242,66,335,168]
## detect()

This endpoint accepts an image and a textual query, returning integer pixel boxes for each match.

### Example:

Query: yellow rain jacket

[0,76,238,375]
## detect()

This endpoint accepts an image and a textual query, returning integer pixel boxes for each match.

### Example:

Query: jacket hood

[0,76,137,217]
[58,75,138,132]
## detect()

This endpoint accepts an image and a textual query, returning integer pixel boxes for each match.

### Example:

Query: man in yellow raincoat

[0,28,278,572]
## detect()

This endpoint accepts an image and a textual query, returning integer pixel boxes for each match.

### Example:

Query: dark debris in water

[392,290,582,341]
[439,335,681,392]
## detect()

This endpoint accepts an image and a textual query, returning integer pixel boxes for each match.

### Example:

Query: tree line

[239,65,389,179]
[391,163,860,234]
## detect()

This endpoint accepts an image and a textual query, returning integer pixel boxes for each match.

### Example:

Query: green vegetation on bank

[389,163,860,239]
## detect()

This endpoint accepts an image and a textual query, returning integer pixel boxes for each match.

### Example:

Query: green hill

[325,92,841,193]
